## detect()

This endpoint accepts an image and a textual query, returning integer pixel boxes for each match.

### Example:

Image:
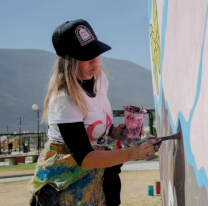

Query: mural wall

[148,0,208,205]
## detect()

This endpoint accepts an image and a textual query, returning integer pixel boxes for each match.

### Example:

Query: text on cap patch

[75,25,95,46]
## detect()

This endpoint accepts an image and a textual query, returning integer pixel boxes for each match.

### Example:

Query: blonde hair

[42,55,106,122]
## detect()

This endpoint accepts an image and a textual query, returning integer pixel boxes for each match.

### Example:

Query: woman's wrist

[131,145,141,160]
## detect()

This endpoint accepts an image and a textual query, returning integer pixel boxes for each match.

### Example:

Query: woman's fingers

[141,134,157,141]
[142,147,155,155]
[115,124,126,134]
[154,141,162,151]
[137,139,161,159]
[132,136,162,160]
[141,149,155,159]
[149,134,156,137]
[111,124,126,140]
[142,139,161,149]
[118,124,126,129]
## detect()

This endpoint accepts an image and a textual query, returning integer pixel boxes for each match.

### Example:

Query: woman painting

[28,19,161,206]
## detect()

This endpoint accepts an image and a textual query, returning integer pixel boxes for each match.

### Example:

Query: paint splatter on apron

[28,140,107,206]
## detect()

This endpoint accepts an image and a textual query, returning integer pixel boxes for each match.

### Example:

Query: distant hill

[0,49,154,133]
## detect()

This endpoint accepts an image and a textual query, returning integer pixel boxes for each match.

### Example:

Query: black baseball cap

[52,19,111,61]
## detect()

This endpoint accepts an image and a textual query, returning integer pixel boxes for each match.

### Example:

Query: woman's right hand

[132,138,161,160]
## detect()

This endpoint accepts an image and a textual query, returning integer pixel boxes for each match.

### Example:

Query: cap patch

[75,25,95,46]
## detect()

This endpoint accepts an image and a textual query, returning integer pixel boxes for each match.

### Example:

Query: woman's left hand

[111,124,126,140]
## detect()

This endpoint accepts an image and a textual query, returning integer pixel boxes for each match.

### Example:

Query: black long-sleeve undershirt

[58,122,93,166]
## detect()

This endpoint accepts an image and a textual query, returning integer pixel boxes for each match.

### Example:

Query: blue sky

[0,0,151,69]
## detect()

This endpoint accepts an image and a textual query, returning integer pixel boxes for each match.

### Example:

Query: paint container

[148,185,154,196]
[155,181,161,195]
[123,105,147,145]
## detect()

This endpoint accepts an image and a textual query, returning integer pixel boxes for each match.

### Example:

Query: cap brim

[70,40,111,61]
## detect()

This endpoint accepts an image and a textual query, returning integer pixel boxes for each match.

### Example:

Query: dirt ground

[119,170,161,206]
[0,170,161,206]
[0,169,34,177]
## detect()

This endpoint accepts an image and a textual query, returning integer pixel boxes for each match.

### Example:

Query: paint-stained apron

[28,140,107,206]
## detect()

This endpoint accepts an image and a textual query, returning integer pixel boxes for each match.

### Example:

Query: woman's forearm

[81,146,137,169]
[81,138,161,169]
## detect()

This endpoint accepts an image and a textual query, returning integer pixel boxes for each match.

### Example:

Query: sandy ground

[0,169,34,177]
[0,170,161,206]
[120,170,161,206]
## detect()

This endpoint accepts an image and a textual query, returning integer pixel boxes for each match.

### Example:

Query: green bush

[148,112,157,136]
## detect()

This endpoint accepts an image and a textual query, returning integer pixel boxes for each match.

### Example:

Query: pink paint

[123,105,147,145]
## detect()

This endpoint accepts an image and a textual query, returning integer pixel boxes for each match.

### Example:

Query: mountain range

[0,49,154,133]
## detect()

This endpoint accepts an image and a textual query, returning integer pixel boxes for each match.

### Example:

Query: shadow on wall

[173,121,185,206]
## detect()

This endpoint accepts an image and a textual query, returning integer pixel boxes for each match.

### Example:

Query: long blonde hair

[42,55,106,122]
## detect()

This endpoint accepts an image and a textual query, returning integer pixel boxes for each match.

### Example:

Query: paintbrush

[132,132,181,145]
[122,132,181,147]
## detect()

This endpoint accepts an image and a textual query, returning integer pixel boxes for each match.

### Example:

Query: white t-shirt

[47,71,113,146]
